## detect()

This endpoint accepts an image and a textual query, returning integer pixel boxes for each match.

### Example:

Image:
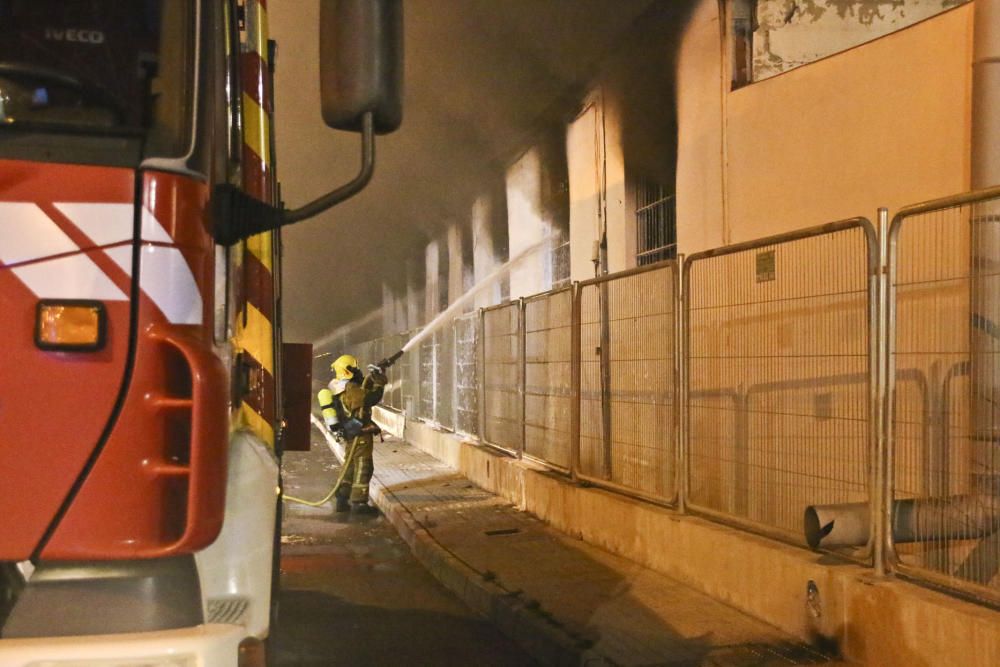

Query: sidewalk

[316,423,850,666]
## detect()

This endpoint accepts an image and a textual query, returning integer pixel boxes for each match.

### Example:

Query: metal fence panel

[483,302,523,454]
[401,329,420,415]
[454,312,480,436]
[384,332,406,410]
[523,288,574,471]
[685,221,876,550]
[889,188,1000,604]
[435,326,455,430]
[418,335,436,422]
[578,262,678,502]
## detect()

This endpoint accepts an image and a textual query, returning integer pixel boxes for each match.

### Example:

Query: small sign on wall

[756,250,776,283]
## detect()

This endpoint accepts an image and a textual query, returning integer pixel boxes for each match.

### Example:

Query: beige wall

[676,0,973,254]
[753,0,971,82]
[405,258,422,329]
[507,148,549,298]
[566,96,632,281]
[567,105,601,282]
[676,0,728,253]
[471,194,502,309]
[602,101,631,274]
[424,240,441,321]
[447,224,465,309]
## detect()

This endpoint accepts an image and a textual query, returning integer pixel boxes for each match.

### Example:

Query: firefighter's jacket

[338,373,386,424]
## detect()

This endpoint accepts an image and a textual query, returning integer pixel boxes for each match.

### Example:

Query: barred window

[635,180,676,266]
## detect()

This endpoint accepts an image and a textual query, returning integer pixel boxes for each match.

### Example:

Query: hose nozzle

[376,349,404,371]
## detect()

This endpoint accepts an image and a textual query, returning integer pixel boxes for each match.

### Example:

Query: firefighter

[317,354,386,513]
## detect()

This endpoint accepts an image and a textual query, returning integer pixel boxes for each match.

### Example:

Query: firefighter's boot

[351,502,379,515]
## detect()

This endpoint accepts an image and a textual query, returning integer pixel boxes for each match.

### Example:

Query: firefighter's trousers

[334,434,374,504]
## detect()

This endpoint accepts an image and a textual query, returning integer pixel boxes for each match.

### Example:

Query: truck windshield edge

[0,0,195,166]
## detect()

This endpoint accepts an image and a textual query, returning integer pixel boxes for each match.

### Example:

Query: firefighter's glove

[367,364,388,386]
[342,418,364,440]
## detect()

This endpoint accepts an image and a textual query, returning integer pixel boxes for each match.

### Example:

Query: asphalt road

[273,438,535,667]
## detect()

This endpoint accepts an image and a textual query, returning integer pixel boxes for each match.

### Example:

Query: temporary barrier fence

[417,334,437,423]
[384,331,406,410]
[577,261,679,503]
[401,328,420,416]
[334,189,1000,609]
[481,301,524,455]
[887,185,1000,605]
[435,326,456,430]
[523,287,575,472]
[453,312,481,437]
[684,219,878,554]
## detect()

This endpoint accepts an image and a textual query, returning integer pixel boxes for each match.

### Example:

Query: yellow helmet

[331,354,359,381]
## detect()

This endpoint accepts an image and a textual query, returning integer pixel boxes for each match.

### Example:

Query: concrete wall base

[377,408,1000,667]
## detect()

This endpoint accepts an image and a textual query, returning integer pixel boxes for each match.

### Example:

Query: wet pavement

[274,437,535,667]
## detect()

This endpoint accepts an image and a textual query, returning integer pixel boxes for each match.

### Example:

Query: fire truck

[0,0,400,664]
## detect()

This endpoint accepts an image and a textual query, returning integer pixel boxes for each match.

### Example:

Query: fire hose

[281,434,362,507]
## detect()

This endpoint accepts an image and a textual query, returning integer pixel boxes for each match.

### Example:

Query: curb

[312,419,607,666]
[369,480,607,667]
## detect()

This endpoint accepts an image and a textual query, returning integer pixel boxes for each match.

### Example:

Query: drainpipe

[956,0,1000,583]
[972,0,1000,190]
[971,0,1000,489]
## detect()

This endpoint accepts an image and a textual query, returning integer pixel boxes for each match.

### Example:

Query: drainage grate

[702,640,842,666]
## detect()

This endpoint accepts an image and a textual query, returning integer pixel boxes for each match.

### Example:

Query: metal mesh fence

[418,335,436,422]
[578,263,678,502]
[401,329,420,415]
[435,326,455,430]
[889,191,1000,604]
[685,222,876,547]
[315,191,1000,610]
[483,302,523,454]
[384,332,406,410]
[454,312,480,436]
[523,288,574,471]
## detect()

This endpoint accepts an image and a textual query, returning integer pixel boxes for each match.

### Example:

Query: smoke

[312,306,384,352]
[401,235,553,352]
[271,1,688,343]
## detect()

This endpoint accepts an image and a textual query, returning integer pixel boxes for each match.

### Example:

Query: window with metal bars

[634,180,676,265]
[549,233,571,288]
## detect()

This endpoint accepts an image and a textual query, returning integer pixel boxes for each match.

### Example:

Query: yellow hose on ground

[282,435,361,507]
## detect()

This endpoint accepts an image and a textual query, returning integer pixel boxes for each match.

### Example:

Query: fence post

[412,330,420,418]
[519,297,527,459]
[874,207,891,577]
[477,309,487,443]
[675,258,687,512]
[599,278,613,479]
[570,283,582,481]
[452,318,460,431]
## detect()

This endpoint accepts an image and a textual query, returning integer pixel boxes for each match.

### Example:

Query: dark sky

[270,0,662,344]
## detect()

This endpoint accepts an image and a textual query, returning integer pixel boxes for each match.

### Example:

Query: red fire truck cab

[0,1,401,664]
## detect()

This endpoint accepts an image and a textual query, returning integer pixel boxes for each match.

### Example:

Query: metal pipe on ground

[805,496,1000,550]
